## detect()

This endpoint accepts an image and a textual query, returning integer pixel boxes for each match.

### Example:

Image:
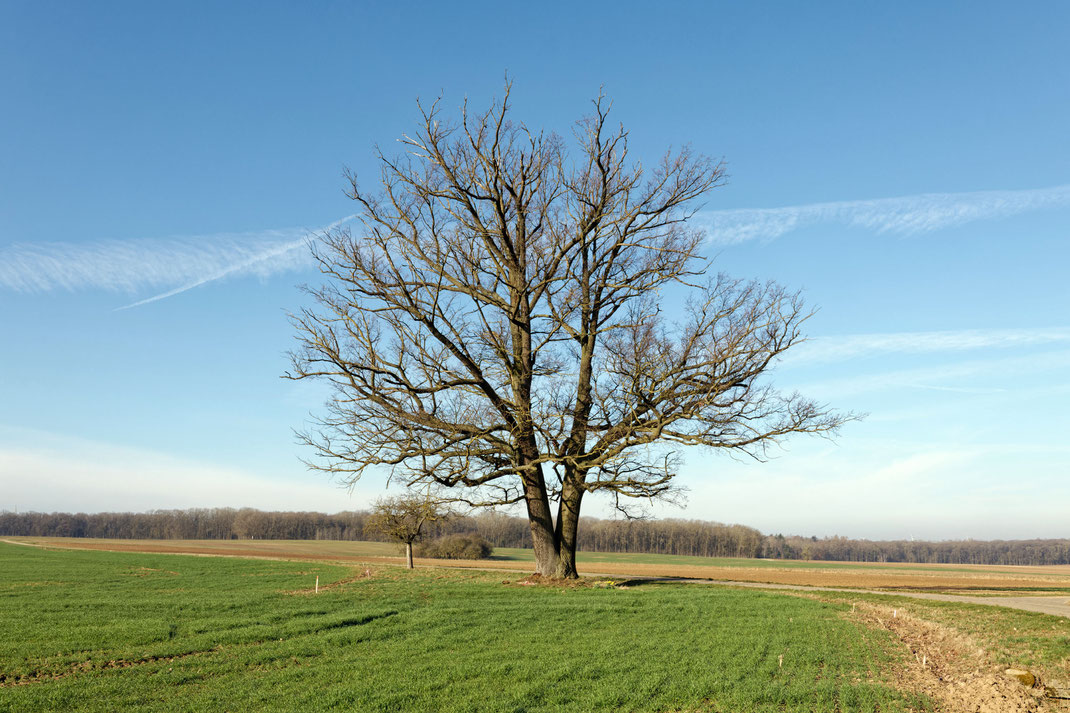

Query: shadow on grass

[315,610,399,632]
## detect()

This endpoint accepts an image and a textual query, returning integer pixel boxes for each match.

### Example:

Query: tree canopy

[363,495,447,569]
[288,86,850,577]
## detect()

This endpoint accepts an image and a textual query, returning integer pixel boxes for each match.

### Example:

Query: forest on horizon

[3,508,1068,567]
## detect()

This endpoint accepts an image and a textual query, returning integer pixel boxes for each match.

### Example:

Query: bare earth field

[10,536,1070,593]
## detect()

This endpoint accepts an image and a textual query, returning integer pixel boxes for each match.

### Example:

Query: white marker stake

[315,576,319,594]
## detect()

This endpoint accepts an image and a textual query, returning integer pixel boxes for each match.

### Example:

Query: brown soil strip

[767,588,1070,712]
[847,601,1047,712]
[569,562,1070,591]
[659,580,1070,620]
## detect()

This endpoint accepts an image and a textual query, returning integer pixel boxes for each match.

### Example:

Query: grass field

[5,540,1070,712]
[0,541,934,712]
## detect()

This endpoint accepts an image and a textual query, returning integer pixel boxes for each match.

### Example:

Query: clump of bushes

[415,533,494,560]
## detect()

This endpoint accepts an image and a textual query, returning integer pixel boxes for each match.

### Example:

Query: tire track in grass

[0,647,222,688]
[0,610,399,689]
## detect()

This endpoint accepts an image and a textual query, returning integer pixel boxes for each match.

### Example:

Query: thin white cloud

[699,183,1070,244]
[795,348,1070,398]
[0,426,382,513]
[905,383,1008,395]
[784,326,1070,366]
[0,214,357,309]
[676,439,1070,539]
[1,230,308,293]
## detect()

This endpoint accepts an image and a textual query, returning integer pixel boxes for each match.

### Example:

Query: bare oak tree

[288,85,850,578]
[363,495,446,569]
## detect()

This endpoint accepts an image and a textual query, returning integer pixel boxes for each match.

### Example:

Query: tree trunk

[522,466,563,577]
[554,478,584,579]
[405,542,414,569]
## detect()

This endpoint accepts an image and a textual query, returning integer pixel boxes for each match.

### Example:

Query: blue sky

[2,1,1068,540]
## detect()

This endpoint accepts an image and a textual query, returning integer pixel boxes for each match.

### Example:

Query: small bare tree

[363,495,446,569]
[289,84,852,578]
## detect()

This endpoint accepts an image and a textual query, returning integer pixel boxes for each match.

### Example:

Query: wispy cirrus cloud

[784,326,1070,366]
[794,348,1070,399]
[3,182,1068,309]
[1,229,310,293]
[699,183,1070,244]
[0,214,356,309]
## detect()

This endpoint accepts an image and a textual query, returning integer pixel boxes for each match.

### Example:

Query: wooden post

[315,575,319,594]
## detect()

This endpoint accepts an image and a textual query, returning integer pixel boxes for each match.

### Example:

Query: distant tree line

[759,533,1070,567]
[1,508,1068,566]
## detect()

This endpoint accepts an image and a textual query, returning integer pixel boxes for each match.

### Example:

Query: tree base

[514,573,584,587]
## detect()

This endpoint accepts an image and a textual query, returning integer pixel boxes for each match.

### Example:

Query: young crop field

[0,541,944,712]
[3,542,1070,711]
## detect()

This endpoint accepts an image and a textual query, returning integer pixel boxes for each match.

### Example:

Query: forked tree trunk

[524,474,585,579]
[405,542,414,569]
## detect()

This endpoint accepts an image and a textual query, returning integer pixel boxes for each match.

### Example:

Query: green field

[0,541,933,712]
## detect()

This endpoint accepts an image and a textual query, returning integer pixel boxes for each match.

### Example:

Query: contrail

[0,215,357,309]
[114,237,312,310]
[699,183,1070,244]
[116,214,357,310]
[4,183,1068,307]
